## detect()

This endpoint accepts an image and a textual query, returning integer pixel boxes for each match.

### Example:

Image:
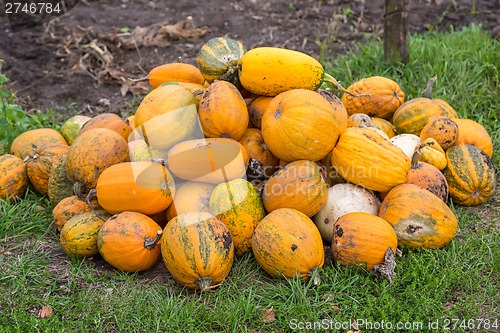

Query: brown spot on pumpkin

[392,90,399,98]
[221,231,233,249]
[274,108,282,119]
[291,244,298,251]
[336,227,343,237]
[405,224,422,234]
[324,218,330,225]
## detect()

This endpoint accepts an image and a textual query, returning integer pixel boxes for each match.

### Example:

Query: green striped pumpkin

[47,153,74,207]
[196,37,246,84]
[60,210,111,257]
[444,144,496,206]
[0,154,29,203]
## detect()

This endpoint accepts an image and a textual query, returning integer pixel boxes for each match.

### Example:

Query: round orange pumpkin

[148,62,205,88]
[10,128,67,160]
[419,116,459,150]
[452,118,493,158]
[95,161,175,215]
[98,211,163,272]
[261,89,346,162]
[238,128,279,178]
[379,184,458,248]
[252,208,324,282]
[248,96,273,129]
[263,160,328,217]
[52,195,101,231]
[198,80,249,141]
[26,143,70,195]
[165,181,215,221]
[78,113,132,142]
[0,154,29,203]
[332,212,398,270]
[405,151,449,202]
[161,212,234,291]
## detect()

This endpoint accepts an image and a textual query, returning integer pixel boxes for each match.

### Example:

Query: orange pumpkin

[261,89,346,162]
[10,128,67,160]
[452,118,493,158]
[262,160,327,217]
[238,128,279,178]
[332,212,398,270]
[78,113,132,142]
[371,117,396,138]
[0,154,29,203]
[379,184,458,248]
[248,96,273,129]
[148,62,205,88]
[341,76,405,119]
[52,195,101,231]
[198,80,249,141]
[252,208,324,281]
[95,161,175,215]
[405,151,449,202]
[167,138,248,184]
[98,211,163,272]
[66,128,130,191]
[317,89,348,134]
[161,212,234,291]
[165,181,215,221]
[419,116,459,150]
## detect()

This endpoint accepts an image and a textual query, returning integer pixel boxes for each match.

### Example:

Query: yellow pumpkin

[417,138,447,170]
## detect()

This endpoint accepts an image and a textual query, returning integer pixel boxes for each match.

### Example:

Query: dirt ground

[0,0,498,116]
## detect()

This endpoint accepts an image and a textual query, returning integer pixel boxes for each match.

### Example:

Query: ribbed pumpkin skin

[0,154,28,203]
[379,184,458,248]
[96,161,175,215]
[392,97,458,135]
[210,179,266,256]
[60,210,110,257]
[331,127,411,192]
[196,37,246,83]
[248,96,273,129]
[332,212,398,270]
[53,195,100,231]
[10,128,67,160]
[239,47,324,96]
[444,144,496,206]
[453,118,493,158]
[371,117,396,138]
[161,212,234,290]
[252,208,324,280]
[263,160,328,217]
[341,76,405,119]
[262,89,345,162]
[419,116,459,150]
[78,113,132,141]
[47,153,74,207]
[60,115,91,145]
[148,63,205,88]
[66,128,130,190]
[238,128,279,178]
[26,143,70,196]
[166,181,215,221]
[406,154,449,202]
[198,80,249,141]
[167,138,249,184]
[98,212,163,272]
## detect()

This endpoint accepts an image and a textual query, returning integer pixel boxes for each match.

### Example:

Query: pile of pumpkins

[0,36,496,291]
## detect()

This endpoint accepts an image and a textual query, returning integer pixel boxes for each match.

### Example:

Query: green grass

[1,24,499,332]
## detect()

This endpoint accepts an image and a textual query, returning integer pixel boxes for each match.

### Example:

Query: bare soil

[0,0,498,116]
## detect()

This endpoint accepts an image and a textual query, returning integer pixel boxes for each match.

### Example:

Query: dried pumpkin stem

[307,267,321,286]
[410,149,421,168]
[195,276,214,292]
[144,230,163,250]
[423,76,437,99]
[323,73,370,98]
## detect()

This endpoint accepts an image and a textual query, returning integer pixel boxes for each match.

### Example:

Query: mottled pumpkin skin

[78,113,132,142]
[196,37,246,84]
[347,113,377,128]
[331,127,411,192]
[248,96,273,129]
[0,154,28,203]
[371,117,396,138]
[342,76,405,119]
[167,138,249,184]
[419,116,459,150]
[26,143,70,196]
[263,160,328,217]
[198,80,249,141]
[52,195,101,231]
[392,97,458,135]
[238,128,279,178]
[332,212,398,270]
[148,62,205,88]
[60,115,91,145]
[379,184,458,248]
[406,154,449,202]
[262,89,346,162]
[96,161,175,215]
[161,212,234,291]
[98,211,163,272]
[417,138,447,170]
[210,179,266,256]
[10,128,67,160]
[252,208,324,280]
[60,210,110,257]
[444,144,496,206]
[239,47,324,96]
[66,128,130,190]
[453,118,493,158]
[166,181,215,221]
[47,153,75,207]
[128,140,166,163]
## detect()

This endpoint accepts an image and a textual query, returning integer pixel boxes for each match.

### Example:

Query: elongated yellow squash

[239,47,341,96]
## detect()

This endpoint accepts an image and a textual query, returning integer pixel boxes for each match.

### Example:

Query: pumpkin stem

[195,276,214,292]
[307,267,321,286]
[144,230,163,250]
[410,149,421,168]
[323,73,370,98]
[423,76,436,99]
[74,182,87,200]
[85,189,97,207]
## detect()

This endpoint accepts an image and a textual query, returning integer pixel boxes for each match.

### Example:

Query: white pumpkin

[313,183,380,243]
[389,133,421,159]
